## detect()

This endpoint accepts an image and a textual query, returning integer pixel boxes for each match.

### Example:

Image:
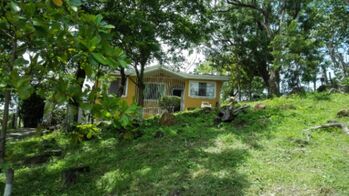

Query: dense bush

[92,94,142,129]
[51,106,66,126]
[159,96,181,113]
[71,124,101,142]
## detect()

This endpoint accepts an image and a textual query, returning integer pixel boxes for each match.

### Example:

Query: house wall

[183,79,223,109]
[121,76,224,111]
[121,76,137,105]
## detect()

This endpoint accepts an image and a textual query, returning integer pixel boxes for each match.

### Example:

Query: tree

[314,0,349,79]
[205,0,348,95]
[83,0,210,106]
[205,0,314,95]
[0,1,126,194]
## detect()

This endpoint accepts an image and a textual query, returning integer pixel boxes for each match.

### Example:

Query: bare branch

[303,122,349,141]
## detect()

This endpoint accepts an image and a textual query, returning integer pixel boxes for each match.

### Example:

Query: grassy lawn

[1,93,349,195]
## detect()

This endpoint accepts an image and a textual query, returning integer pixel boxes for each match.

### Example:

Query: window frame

[109,77,128,97]
[144,82,166,101]
[188,80,216,99]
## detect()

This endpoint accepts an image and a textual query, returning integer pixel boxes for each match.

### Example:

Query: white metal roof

[115,65,230,81]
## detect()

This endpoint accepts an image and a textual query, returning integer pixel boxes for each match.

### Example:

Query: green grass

[1,93,349,195]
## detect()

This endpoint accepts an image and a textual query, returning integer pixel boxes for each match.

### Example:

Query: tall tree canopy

[82,0,211,105]
[204,0,348,97]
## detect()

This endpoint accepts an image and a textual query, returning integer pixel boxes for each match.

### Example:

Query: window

[189,81,216,98]
[109,78,127,97]
[144,83,165,100]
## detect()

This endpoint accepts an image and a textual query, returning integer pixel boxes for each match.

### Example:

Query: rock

[159,111,176,126]
[254,103,266,110]
[62,166,90,186]
[337,109,349,118]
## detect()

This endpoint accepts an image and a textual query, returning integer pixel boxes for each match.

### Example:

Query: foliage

[159,96,181,113]
[83,0,210,105]
[2,93,349,195]
[91,95,141,130]
[71,124,101,142]
[50,106,66,126]
[205,0,349,96]
[0,0,128,125]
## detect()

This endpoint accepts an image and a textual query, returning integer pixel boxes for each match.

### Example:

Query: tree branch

[303,122,349,141]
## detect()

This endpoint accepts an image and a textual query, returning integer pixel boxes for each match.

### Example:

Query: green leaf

[86,132,92,139]
[89,36,101,51]
[95,14,103,25]
[91,53,109,65]
[120,115,130,128]
[10,1,21,12]
[103,24,115,29]
[118,59,129,68]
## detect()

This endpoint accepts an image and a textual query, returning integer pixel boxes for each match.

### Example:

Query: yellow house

[109,65,229,115]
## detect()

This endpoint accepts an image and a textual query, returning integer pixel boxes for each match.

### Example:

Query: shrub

[92,94,142,130]
[71,124,101,142]
[159,96,181,113]
[51,106,66,126]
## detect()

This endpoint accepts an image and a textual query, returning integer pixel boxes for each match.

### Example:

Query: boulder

[159,111,176,126]
[337,109,349,118]
[254,103,266,110]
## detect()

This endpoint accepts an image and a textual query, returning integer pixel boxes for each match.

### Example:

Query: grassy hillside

[1,93,349,195]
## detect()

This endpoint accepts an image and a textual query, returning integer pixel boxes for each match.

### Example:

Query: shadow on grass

[225,106,285,149]
[3,108,281,195]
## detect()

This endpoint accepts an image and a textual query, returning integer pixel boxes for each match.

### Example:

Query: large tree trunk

[0,90,11,164]
[327,42,348,78]
[268,68,280,96]
[135,61,147,107]
[3,168,14,196]
[117,68,127,97]
[67,66,86,127]
[137,82,145,106]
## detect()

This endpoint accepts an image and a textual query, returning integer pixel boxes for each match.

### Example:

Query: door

[172,88,184,111]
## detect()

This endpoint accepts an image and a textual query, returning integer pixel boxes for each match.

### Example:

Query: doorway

[172,88,184,111]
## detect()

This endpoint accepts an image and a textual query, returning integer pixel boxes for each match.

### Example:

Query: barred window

[189,81,215,98]
[109,78,127,96]
[144,83,165,100]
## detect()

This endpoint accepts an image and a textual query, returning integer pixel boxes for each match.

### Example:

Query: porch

[136,73,186,115]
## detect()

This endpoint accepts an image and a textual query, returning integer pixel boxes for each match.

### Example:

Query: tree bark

[3,168,14,196]
[0,90,11,164]
[303,122,349,141]
[137,81,145,106]
[268,68,280,96]
[117,68,127,97]
[135,60,147,106]
[67,65,86,127]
